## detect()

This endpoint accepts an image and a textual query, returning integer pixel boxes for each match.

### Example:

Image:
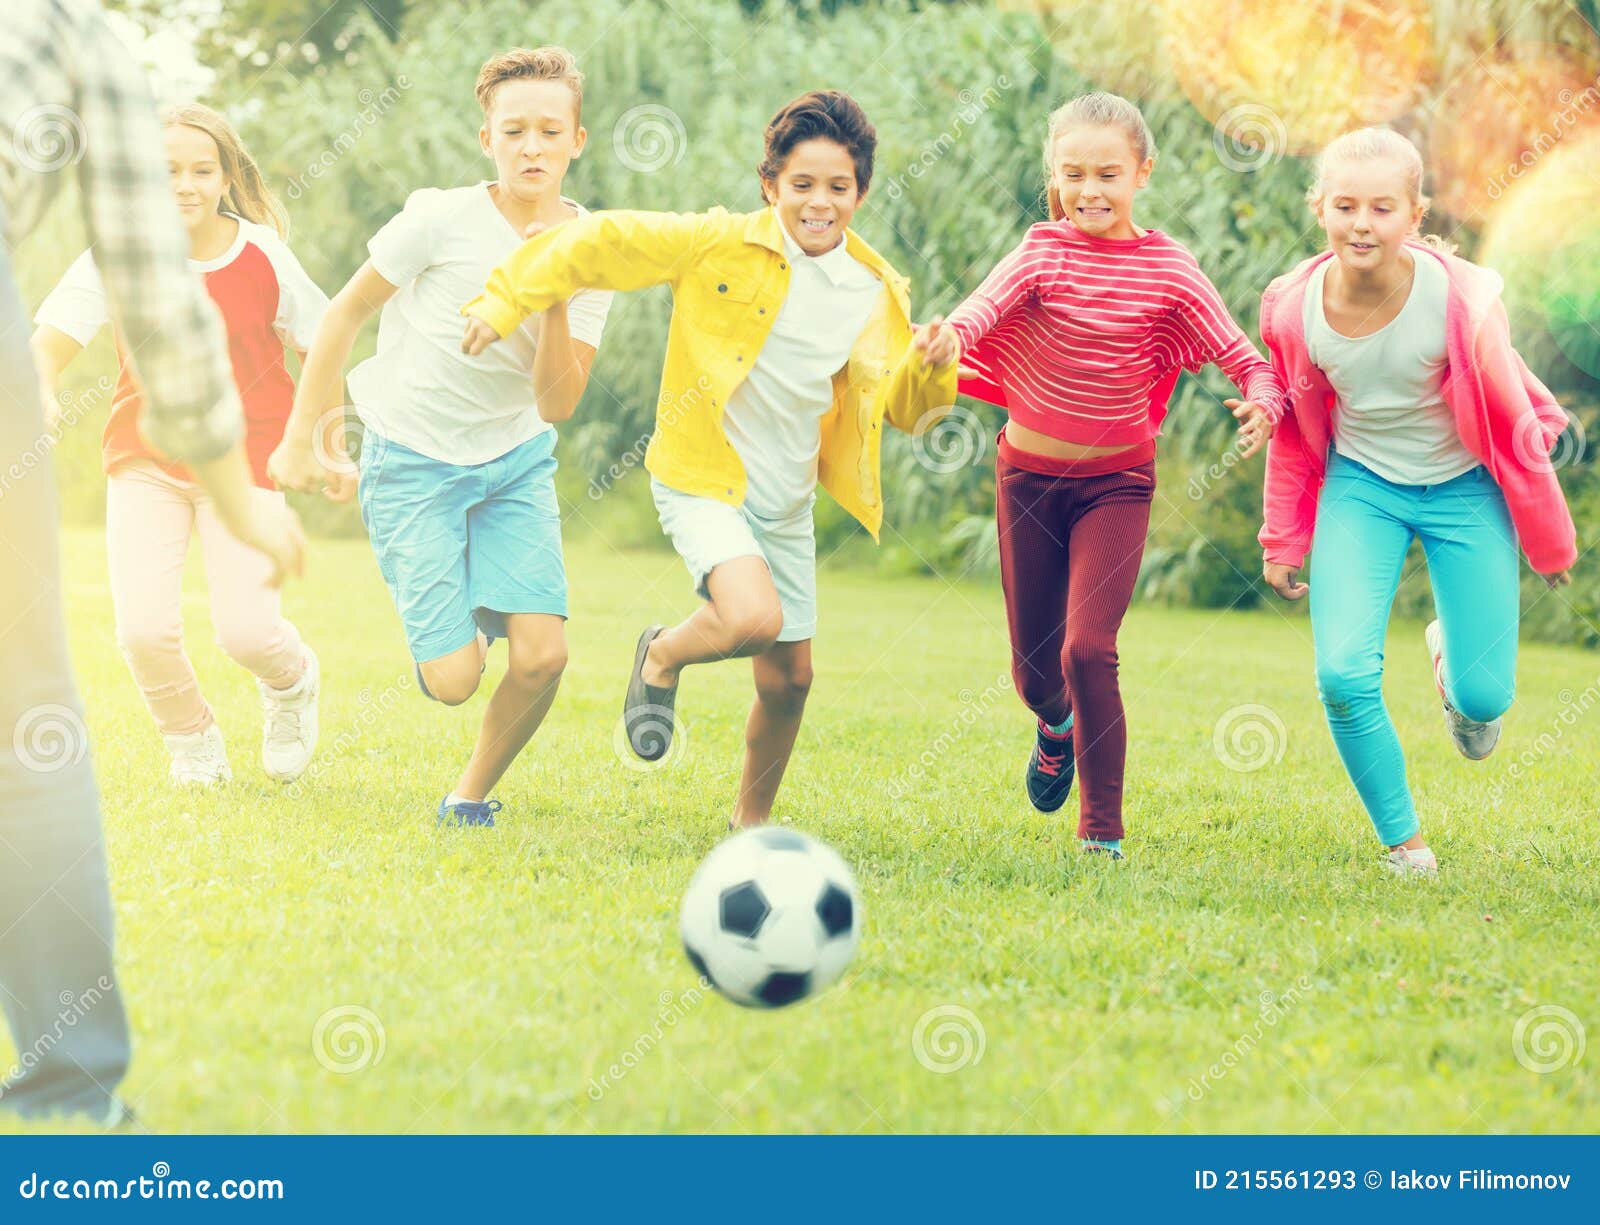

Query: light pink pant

[106,460,306,737]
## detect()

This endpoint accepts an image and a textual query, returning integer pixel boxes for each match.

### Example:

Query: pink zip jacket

[1258,242,1577,575]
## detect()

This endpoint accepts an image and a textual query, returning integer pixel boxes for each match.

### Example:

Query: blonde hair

[161,103,288,237]
[1308,127,1456,254]
[475,46,584,121]
[1042,91,1156,221]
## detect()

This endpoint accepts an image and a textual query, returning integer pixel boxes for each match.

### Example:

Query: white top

[34,213,326,349]
[349,183,614,465]
[722,218,883,519]
[1306,251,1478,485]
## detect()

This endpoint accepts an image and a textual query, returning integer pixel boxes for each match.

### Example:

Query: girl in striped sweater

[916,92,1284,858]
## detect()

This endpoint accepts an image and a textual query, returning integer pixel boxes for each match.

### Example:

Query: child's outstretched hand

[39,375,62,434]
[268,431,356,503]
[1227,398,1273,458]
[522,211,574,241]
[1263,562,1308,601]
[460,211,576,355]
[226,495,307,588]
[914,314,962,369]
[1543,569,1573,588]
[461,314,501,356]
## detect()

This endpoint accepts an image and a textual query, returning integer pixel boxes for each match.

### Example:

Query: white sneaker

[259,647,320,782]
[165,724,232,787]
[1424,619,1501,760]
[1382,845,1439,877]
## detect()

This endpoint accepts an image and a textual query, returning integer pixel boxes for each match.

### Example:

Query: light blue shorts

[650,478,817,642]
[359,429,566,662]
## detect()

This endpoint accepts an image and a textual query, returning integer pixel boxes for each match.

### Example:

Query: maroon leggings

[995,434,1155,840]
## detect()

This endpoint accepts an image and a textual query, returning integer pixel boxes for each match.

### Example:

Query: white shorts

[650,478,817,642]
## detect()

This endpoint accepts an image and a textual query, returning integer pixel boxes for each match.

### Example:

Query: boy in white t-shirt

[271,47,613,828]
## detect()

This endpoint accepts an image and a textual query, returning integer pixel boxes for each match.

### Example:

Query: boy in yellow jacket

[462,90,956,829]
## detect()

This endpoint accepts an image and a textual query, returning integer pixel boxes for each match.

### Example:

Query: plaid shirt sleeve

[6,0,242,464]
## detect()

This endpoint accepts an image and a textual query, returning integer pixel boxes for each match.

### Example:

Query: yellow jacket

[464,206,956,538]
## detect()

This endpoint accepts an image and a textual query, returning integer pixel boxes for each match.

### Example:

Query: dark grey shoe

[624,625,678,762]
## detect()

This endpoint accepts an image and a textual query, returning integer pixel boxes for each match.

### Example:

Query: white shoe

[259,647,320,782]
[1424,619,1501,760]
[165,724,232,787]
[1382,845,1439,877]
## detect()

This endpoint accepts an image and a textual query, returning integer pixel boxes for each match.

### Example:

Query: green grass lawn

[4,523,1597,1133]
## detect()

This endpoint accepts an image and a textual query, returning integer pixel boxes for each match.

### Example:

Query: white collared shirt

[721,216,882,518]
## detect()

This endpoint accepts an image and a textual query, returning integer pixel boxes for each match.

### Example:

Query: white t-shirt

[1306,251,1478,485]
[721,219,883,519]
[349,183,614,465]
[35,213,326,350]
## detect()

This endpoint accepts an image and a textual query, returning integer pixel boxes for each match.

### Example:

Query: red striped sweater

[947,221,1284,446]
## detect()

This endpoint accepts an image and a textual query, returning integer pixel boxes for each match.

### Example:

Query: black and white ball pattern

[680,827,861,1008]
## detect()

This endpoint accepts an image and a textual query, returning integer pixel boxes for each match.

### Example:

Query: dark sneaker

[624,625,678,762]
[1026,719,1075,812]
[436,796,501,828]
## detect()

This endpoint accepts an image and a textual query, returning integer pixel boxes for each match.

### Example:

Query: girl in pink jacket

[1258,127,1576,876]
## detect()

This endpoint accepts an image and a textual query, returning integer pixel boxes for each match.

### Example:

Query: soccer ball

[679,826,861,1009]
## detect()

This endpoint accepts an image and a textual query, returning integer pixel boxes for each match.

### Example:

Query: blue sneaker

[437,796,501,828]
[1080,838,1125,860]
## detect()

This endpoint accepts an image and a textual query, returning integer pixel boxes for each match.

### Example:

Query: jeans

[1310,451,1519,846]
[0,219,131,1121]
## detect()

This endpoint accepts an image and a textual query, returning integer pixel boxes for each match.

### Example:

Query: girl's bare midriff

[1003,418,1143,460]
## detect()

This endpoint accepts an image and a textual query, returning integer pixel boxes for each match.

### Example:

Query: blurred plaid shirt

[2,0,241,463]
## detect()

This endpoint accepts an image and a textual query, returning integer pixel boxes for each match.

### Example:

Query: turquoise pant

[1310,451,1519,846]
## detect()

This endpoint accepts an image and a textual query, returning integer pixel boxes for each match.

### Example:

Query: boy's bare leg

[641,556,783,687]
[453,612,566,801]
[416,634,488,706]
[731,639,813,828]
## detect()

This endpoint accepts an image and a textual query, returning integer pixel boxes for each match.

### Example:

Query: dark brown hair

[757,90,876,196]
